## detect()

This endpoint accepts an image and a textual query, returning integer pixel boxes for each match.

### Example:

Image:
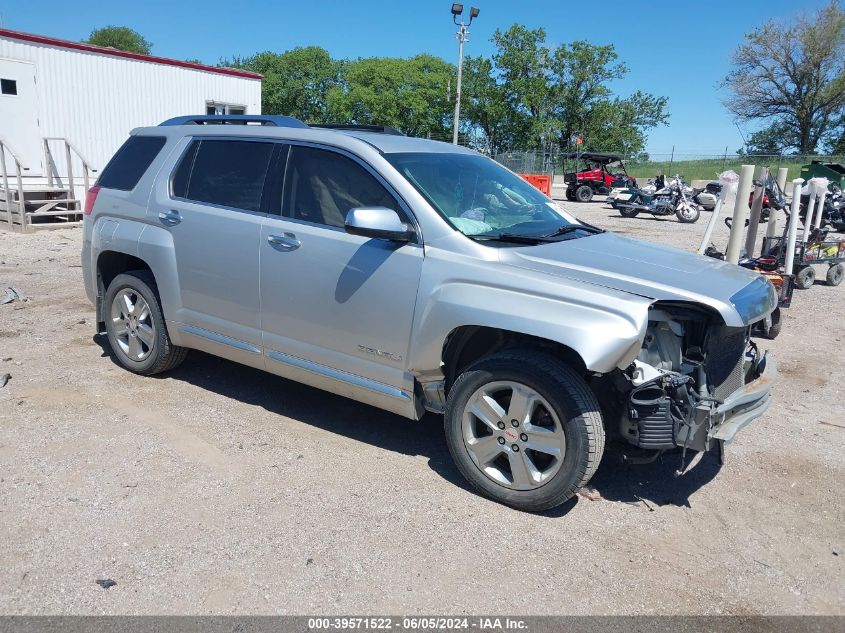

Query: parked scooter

[611,174,702,223]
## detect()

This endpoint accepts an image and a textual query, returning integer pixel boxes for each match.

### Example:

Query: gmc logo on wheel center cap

[505,429,519,442]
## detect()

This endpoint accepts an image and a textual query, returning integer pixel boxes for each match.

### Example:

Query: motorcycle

[611,174,702,223]
[799,187,845,232]
[691,181,721,211]
[748,171,787,221]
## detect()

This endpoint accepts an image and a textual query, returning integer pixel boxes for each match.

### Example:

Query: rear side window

[172,139,274,212]
[97,136,166,191]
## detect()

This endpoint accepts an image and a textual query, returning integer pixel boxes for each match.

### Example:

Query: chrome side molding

[180,325,261,354]
[266,350,412,401]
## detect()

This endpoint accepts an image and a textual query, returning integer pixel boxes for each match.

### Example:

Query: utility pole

[451,4,479,145]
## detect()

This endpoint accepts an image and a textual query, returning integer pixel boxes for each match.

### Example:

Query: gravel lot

[0,197,843,615]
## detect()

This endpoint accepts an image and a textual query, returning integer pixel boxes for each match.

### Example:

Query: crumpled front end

[616,298,776,458]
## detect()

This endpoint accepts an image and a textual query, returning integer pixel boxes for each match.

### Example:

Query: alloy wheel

[461,380,566,490]
[110,288,156,361]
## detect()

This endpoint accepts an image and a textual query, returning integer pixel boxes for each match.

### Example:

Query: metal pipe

[0,143,11,227]
[784,178,804,276]
[745,167,768,257]
[15,158,25,232]
[64,141,75,203]
[725,164,755,264]
[452,24,467,145]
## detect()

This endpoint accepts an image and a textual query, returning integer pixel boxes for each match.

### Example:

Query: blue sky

[0,0,830,155]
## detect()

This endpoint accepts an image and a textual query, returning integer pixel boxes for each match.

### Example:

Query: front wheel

[675,204,700,223]
[104,271,188,375]
[575,185,594,203]
[444,351,605,512]
[794,265,816,290]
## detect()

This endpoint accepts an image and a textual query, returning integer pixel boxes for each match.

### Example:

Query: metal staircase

[0,137,95,232]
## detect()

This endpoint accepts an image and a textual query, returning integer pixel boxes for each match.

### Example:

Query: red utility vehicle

[563,152,636,202]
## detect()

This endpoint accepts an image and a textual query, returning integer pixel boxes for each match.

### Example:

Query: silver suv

[82,115,777,511]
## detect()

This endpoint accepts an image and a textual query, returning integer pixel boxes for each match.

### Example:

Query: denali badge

[357,344,402,362]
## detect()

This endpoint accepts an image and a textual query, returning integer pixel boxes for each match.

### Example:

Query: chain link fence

[484,150,845,184]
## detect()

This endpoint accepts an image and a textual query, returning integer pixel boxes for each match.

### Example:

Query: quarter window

[282,146,402,228]
[97,136,166,191]
[0,79,17,95]
[173,140,274,212]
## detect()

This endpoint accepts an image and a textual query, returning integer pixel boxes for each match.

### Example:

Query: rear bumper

[708,355,777,443]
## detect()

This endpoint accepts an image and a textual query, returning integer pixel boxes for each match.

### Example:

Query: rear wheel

[826,263,844,286]
[795,265,816,290]
[104,271,188,375]
[575,185,594,203]
[619,207,640,218]
[565,188,576,201]
[444,351,605,512]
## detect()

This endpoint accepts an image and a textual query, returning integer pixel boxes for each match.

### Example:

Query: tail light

[84,185,101,215]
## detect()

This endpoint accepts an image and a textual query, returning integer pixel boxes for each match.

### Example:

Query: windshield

[386,152,580,237]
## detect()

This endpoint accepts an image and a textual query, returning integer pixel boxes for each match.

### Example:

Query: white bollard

[697,170,739,255]
[801,188,817,243]
[745,166,769,257]
[810,177,829,230]
[725,164,755,264]
[784,178,804,276]
[766,166,789,239]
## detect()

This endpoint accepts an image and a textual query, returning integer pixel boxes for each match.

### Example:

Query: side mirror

[345,207,414,242]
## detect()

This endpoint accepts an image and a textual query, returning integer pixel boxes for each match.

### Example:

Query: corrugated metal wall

[0,35,261,180]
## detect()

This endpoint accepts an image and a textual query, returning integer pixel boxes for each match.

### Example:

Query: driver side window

[282,146,404,228]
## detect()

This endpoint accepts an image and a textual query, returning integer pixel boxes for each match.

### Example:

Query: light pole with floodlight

[451,3,479,145]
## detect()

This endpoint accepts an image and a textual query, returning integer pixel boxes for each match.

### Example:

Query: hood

[498,232,776,327]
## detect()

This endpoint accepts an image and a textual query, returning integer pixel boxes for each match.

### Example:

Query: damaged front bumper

[707,354,776,443]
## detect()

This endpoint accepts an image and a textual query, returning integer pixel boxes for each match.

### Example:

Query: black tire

[575,185,594,203]
[762,307,782,339]
[565,188,576,201]
[444,351,605,512]
[675,205,700,223]
[619,207,640,218]
[794,265,816,290]
[104,270,188,375]
[826,263,844,287]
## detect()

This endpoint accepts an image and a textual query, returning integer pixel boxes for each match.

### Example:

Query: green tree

[327,55,453,137]
[737,123,791,155]
[460,56,516,153]
[85,26,151,54]
[724,1,845,154]
[468,25,668,155]
[223,47,344,123]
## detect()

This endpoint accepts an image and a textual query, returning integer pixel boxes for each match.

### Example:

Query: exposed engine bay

[615,303,769,467]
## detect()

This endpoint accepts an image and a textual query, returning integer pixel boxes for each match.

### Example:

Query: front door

[152,137,275,365]
[259,144,424,416]
[0,58,41,175]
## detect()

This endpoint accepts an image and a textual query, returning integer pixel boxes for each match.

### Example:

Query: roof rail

[310,124,405,136]
[159,115,308,128]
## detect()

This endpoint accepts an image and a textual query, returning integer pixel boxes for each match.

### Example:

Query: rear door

[0,59,41,175]
[258,143,424,416]
[152,137,275,365]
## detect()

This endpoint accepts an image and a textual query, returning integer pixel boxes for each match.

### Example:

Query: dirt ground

[0,198,843,615]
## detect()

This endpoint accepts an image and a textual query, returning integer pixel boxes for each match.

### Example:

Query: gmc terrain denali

[82,115,777,511]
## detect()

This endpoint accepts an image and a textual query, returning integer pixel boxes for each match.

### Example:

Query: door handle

[267,232,301,251]
[159,209,182,226]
